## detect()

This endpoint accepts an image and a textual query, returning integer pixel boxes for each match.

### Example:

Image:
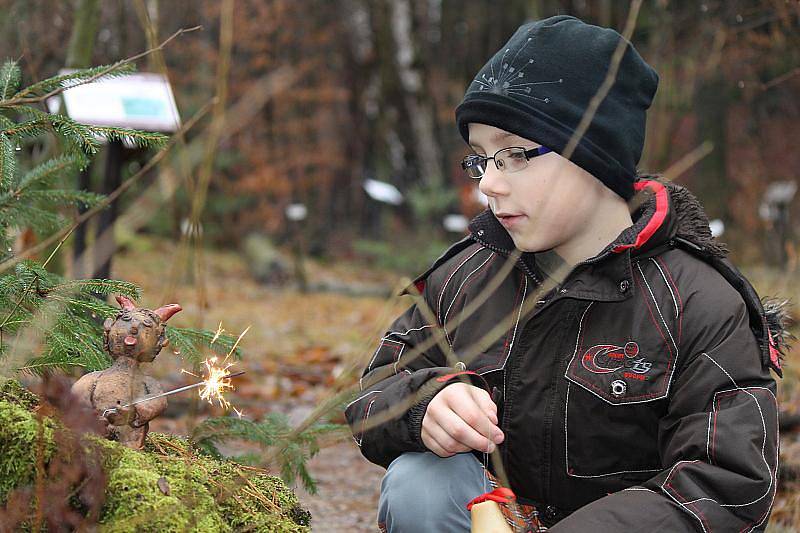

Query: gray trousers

[378,451,488,533]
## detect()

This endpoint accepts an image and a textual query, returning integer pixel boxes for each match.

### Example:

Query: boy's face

[468,123,613,255]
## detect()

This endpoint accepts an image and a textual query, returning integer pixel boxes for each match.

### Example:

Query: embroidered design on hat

[468,36,564,103]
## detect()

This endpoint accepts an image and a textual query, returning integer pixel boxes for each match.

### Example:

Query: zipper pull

[491,386,503,405]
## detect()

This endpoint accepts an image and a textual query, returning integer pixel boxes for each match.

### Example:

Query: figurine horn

[115,295,136,311]
[154,303,182,322]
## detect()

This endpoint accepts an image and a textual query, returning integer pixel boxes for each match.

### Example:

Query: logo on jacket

[581,341,652,378]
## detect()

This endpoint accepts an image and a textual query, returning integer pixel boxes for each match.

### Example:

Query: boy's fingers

[421,426,456,457]
[469,386,499,424]
[424,420,472,456]
[446,398,500,449]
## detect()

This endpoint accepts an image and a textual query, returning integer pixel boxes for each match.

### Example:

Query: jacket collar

[466,177,725,301]
[465,176,790,377]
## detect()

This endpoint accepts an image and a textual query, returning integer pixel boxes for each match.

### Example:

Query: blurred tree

[2,0,797,262]
[66,0,101,280]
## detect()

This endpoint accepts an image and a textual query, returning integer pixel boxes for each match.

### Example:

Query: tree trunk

[390,0,443,191]
[66,0,101,279]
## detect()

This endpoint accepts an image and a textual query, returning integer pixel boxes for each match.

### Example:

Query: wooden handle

[470,500,513,533]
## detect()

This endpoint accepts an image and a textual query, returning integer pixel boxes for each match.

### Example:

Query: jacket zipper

[471,233,543,285]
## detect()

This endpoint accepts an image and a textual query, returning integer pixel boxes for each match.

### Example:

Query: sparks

[179,324,251,417]
[210,321,225,345]
[198,356,237,408]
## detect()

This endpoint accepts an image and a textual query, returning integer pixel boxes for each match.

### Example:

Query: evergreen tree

[0,58,339,495]
[0,58,240,374]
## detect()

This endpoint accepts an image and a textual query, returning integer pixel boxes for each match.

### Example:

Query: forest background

[0,0,798,531]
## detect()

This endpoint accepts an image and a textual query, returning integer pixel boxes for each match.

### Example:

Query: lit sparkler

[180,324,251,417]
[102,324,252,420]
[100,370,245,419]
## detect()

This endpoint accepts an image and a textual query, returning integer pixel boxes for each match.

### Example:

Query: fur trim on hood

[641,174,792,377]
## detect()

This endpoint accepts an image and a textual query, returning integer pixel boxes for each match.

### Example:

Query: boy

[345,15,787,532]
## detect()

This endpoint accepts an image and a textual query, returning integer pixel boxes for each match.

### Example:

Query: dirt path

[295,441,384,532]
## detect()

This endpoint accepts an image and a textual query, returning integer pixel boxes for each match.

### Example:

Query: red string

[466,487,516,511]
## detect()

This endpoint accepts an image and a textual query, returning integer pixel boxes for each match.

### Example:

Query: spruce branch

[14,154,89,193]
[12,62,136,100]
[23,189,104,209]
[0,98,216,274]
[0,134,14,188]
[89,126,167,149]
[0,118,49,140]
[50,279,141,300]
[0,26,202,108]
[165,326,242,363]
[0,61,21,99]
[190,414,342,494]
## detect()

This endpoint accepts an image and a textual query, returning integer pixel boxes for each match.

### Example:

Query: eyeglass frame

[460,145,553,179]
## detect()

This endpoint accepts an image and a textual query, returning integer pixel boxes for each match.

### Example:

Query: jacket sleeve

[344,282,488,468]
[551,297,779,532]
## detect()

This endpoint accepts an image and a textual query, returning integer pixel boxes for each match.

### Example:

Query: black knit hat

[455,15,659,200]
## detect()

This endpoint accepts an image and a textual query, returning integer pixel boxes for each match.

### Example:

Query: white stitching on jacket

[360,326,435,389]
[651,257,679,320]
[562,294,679,405]
[699,353,777,511]
[499,275,528,372]
[352,396,379,447]
[476,274,528,382]
[637,262,678,356]
[384,325,434,340]
[345,389,383,411]
[658,352,779,532]
[443,251,494,345]
[437,247,485,327]
[706,412,713,464]
[363,338,407,390]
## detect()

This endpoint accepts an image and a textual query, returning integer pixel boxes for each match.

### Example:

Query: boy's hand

[421,382,504,457]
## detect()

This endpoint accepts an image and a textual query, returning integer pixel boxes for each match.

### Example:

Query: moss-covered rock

[0,381,311,532]
[0,397,56,502]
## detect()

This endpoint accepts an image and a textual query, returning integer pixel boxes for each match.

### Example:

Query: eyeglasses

[460,146,552,179]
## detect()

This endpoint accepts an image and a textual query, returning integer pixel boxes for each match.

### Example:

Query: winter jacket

[345,177,788,532]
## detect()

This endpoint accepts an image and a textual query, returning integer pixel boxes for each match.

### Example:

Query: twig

[761,67,800,91]
[661,141,714,183]
[0,26,202,107]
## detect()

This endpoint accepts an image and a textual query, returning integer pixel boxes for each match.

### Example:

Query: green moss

[0,378,40,410]
[0,383,311,532]
[0,400,56,501]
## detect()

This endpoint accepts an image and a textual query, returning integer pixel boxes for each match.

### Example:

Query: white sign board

[55,71,181,132]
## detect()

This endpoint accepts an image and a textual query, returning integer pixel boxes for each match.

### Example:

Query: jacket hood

[466,175,791,376]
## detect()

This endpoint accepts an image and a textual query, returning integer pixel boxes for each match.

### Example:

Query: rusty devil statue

[71,295,182,449]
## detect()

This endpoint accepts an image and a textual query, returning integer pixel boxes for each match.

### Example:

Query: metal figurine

[71,295,182,449]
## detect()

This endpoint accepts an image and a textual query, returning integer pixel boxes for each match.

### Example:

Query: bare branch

[0,25,202,108]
